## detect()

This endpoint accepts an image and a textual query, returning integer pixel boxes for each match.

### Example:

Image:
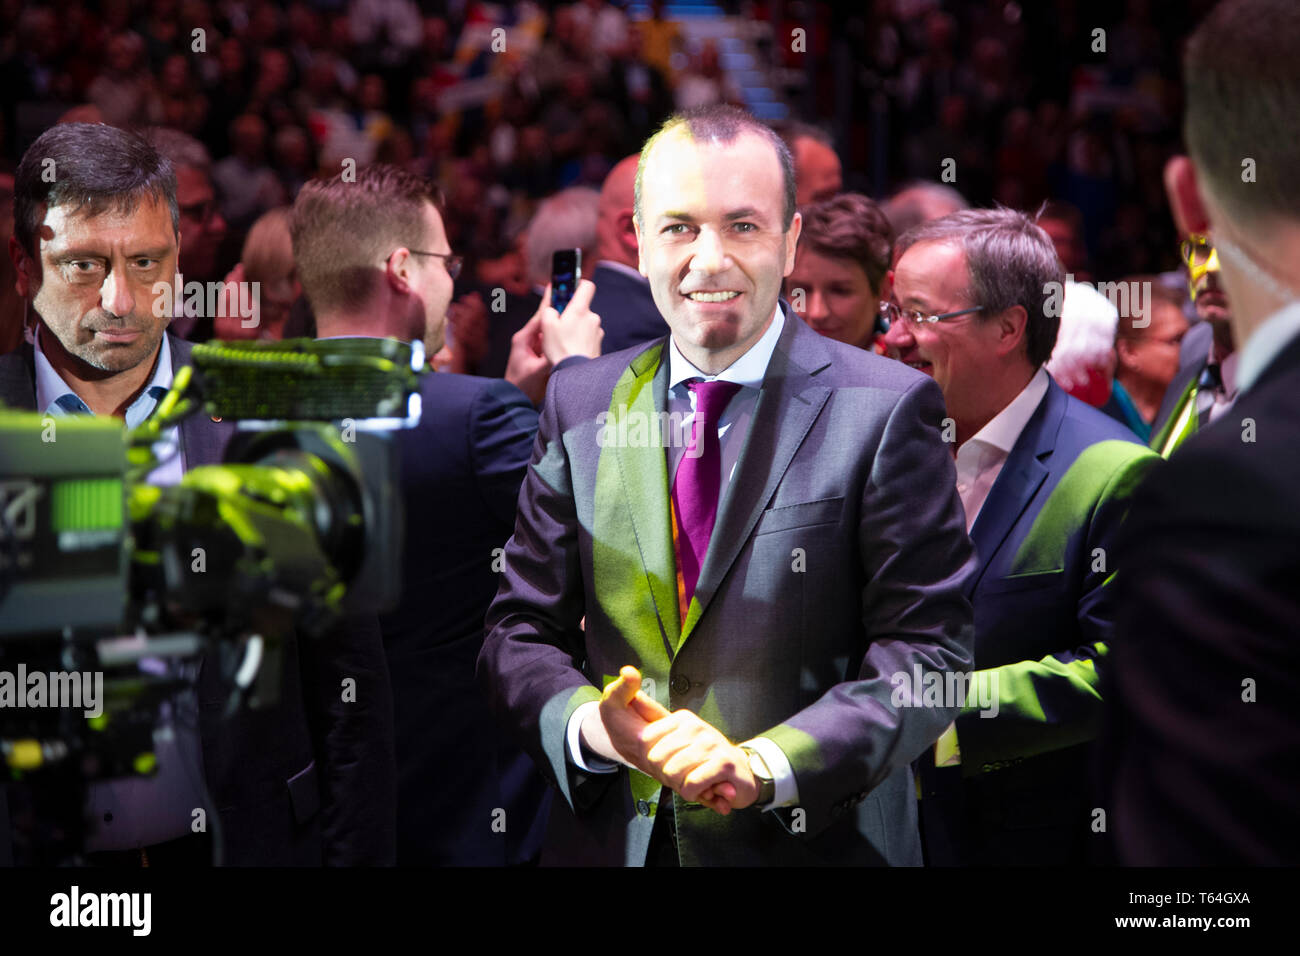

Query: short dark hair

[634,105,797,232]
[896,206,1064,368]
[14,123,178,257]
[797,193,893,292]
[1184,0,1300,224]
[290,163,445,316]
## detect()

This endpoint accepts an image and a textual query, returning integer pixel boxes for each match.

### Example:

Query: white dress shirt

[33,326,185,487]
[955,367,1051,531]
[566,305,800,809]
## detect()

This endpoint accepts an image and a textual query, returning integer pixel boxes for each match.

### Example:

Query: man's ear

[1164,156,1212,238]
[9,236,38,298]
[385,248,413,294]
[783,211,803,276]
[995,304,1030,357]
[618,209,639,260]
[633,215,647,277]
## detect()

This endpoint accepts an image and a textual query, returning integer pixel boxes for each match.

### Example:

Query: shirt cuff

[566,700,620,773]
[741,736,798,809]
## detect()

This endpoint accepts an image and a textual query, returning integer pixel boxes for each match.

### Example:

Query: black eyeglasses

[409,249,463,280]
[878,301,984,329]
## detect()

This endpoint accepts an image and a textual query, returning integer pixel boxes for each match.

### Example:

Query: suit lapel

[596,341,682,657]
[679,313,831,648]
[966,379,1065,595]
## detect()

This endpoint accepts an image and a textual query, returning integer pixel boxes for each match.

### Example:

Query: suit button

[637,800,651,816]
[670,675,691,694]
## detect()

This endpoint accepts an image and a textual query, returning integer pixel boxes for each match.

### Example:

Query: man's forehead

[895,241,966,292]
[40,197,176,250]
[643,129,782,209]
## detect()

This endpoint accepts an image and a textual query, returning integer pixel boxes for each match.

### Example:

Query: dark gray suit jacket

[0,334,395,865]
[479,306,976,865]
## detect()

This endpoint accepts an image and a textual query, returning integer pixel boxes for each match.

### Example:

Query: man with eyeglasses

[882,207,1158,865]
[289,163,602,864]
[1147,229,1239,457]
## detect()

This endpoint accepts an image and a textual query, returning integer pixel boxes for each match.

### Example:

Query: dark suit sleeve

[477,366,608,814]
[1105,440,1300,864]
[299,612,397,865]
[761,376,978,837]
[468,378,541,528]
[955,443,1160,770]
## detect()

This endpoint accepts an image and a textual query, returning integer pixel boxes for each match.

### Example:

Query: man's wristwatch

[740,746,776,808]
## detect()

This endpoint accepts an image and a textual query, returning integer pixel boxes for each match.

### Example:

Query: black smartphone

[551,249,581,314]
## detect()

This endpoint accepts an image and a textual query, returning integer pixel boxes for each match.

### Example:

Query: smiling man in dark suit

[1,122,394,866]
[883,207,1158,865]
[479,105,976,866]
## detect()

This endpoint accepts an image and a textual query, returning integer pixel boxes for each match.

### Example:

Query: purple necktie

[672,379,742,607]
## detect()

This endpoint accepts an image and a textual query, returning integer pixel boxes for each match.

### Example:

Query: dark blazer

[918,376,1157,865]
[589,262,669,356]
[1102,332,1300,864]
[479,306,977,866]
[381,371,551,865]
[0,334,396,866]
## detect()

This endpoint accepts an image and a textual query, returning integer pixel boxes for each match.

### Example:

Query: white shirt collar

[1237,300,1300,394]
[959,366,1051,456]
[34,325,174,423]
[668,304,784,391]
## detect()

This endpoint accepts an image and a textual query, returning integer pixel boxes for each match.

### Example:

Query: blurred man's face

[883,240,1001,420]
[794,138,842,207]
[411,200,455,356]
[19,195,177,374]
[1188,246,1231,324]
[176,164,226,280]
[788,248,880,350]
[635,129,800,373]
[1039,216,1086,275]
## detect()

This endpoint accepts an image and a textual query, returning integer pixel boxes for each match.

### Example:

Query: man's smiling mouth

[683,291,741,302]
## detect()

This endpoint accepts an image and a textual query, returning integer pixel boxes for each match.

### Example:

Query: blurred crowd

[0,0,1224,327]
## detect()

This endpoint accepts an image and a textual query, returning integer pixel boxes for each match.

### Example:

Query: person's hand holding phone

[540,278,603,364]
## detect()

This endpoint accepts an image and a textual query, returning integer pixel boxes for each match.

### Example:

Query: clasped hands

[579,666,759,815]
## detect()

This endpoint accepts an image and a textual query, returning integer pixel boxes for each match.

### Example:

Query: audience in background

[1105,278,1189,442]
[787,193,892,353]
[1045,279,1119,409]
[215,206,302,341]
